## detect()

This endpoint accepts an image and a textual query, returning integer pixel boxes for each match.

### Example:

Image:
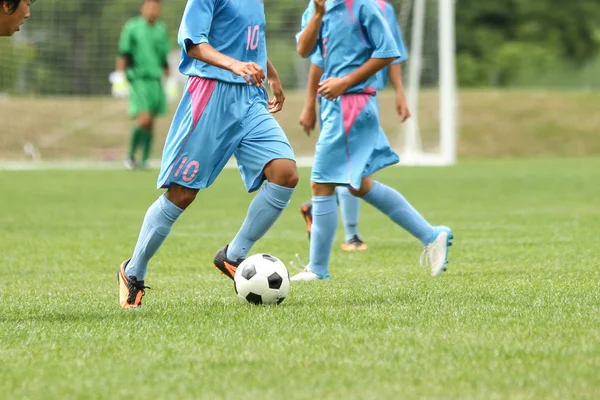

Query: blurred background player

[0,0,33,36]
[291,0,452,281]
[117,0,298,309]
[298,0,410,252]
[111,0,171,170]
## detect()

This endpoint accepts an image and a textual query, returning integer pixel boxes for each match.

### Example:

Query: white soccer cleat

[421,226,453,276]
[290,267,322,282]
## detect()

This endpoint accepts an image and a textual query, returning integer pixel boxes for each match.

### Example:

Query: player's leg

[299,201,313,240]
[292,97,356,281]
[139,116,154,169]
[350,133,453,276]
[336,186,367,251]
[120,77,234,308]
[126,80,152,169]
[134,112,153,168]
[140,80,167,169]
[297,181,339,280]
[119,183,190,309]
[218,99,297,279]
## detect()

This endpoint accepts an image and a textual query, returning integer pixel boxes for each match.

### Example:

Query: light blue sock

[363,181,435,245]
[336,186,361,242]
[126,194,183,280]
[227,182,294,261]
[308,195,337,278]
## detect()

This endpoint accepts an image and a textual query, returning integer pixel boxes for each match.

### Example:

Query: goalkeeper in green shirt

[111,0,173,169]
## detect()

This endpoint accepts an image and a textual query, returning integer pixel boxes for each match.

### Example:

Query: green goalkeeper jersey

[118,16,170,81]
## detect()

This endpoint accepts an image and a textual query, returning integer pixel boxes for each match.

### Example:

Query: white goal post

[399,0,458,166]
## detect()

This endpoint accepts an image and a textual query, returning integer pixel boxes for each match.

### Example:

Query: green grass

[1,158,599,399]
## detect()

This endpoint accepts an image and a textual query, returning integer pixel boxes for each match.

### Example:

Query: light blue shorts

[157,77,295,192]
[312,93,399,189]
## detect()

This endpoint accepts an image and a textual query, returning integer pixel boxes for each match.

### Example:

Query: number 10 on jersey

[246,25,259,50]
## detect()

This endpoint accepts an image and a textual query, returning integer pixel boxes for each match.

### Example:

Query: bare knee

[348,176,374,198]
[137,113,153,131]
[311,181,336,196]
[165,184,198,209]
[264,159,298,188]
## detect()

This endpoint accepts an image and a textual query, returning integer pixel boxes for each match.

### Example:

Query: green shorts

[128,79,166,118]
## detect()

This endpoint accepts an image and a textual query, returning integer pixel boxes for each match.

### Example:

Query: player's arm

[179,0,263,86]
[162,31,170,77]
[296,0,326,58]
[384,5,410,122]
[187,43,264,86]
[110,23,133,97]
[266,59,285,114]
[388,63,410,122]
[318,2,400,100]
[299,63,323,135]
[318,57,395,101]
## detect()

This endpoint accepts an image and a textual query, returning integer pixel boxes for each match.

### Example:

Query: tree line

[0,0,599,95]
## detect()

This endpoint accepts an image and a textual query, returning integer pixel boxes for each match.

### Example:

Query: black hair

[2,0,34,14]
[2,0,21,14]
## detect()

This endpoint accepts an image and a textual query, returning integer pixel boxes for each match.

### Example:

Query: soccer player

[298,0,410,252]
[112,0,171,170]
[0,0,32,37]
[291,0,452,281]
[118,0,298,309]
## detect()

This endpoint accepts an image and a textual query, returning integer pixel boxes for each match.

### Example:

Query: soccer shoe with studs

[299,201,313,240]
[340,235,368,251]
[118,259,151,309]
[420,226,454,277]
[213,245,242,280]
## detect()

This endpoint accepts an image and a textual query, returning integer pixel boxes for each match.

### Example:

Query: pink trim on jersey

[341,93,370,135]
[376,0,387,16]
[364,86,376,95]
[188,76,217,128]
[345,0,368,45]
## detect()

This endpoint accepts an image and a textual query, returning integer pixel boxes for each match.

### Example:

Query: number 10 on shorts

[174,156,200,183]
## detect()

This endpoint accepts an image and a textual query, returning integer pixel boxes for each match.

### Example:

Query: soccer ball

[234,253,290,305]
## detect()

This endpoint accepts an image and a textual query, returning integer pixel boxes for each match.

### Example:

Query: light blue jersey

[298,0,403,94]
[309,0,408,91]
[178,0,268,83]
[374,0,408,90]
[158,0,294,192]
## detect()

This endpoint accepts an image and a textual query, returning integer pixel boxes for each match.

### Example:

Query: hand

[318,77,350,101]
[299,106,317,136]
[313,0,326,15]
[230,60,265,86]
[268,77,285,114]
[109,71,129,98]
[395,91,411,123]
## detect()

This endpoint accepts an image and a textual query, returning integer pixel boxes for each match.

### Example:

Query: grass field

[1,158,599,399]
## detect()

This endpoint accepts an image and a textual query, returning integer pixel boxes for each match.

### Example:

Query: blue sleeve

[385,4,408,64]
[295,2,319,58]
[310,46,324,68]
[360,1,400,60]
[178,0,216,54]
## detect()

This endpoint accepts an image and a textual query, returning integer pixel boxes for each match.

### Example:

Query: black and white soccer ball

[234,253,290,305]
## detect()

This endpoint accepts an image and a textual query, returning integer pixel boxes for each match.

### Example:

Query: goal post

[398,0,458,166]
